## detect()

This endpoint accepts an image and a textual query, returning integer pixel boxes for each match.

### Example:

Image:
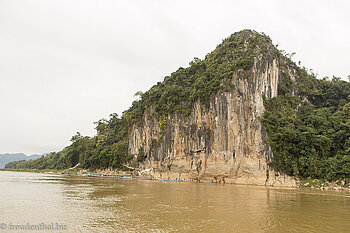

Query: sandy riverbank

[1,168,349,191]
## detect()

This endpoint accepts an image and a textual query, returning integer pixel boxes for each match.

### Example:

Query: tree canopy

[262,76,350,181]
[6,30,350,181]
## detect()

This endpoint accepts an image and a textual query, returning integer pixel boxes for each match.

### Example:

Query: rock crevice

[128,57,296,187]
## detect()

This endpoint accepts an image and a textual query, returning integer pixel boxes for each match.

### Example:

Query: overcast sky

[0,0,349,155]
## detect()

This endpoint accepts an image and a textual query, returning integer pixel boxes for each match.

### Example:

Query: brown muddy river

[0,171,349,232]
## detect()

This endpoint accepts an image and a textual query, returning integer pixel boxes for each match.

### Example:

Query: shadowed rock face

[128,32,297,186]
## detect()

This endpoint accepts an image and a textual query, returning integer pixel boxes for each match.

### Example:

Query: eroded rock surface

[129,54,297,187]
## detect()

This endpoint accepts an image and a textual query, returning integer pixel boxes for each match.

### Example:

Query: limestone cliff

[128,30,298,186]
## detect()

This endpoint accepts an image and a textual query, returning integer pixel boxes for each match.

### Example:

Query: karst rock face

[128,30,297,186]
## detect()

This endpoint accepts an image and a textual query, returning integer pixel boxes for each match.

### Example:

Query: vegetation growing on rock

[6,30,350,182]
[262,75,350,181]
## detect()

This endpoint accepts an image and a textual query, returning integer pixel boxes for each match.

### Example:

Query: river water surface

[0,171,349,232]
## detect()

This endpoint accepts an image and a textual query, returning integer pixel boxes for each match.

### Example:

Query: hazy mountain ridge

[0,153,46,168]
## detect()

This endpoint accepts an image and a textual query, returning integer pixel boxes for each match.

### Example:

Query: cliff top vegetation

[6,30,350,182]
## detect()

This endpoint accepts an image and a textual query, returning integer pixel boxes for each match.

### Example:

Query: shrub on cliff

[262,76,350,181]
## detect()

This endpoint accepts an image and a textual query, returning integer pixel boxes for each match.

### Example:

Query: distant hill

[0,153,46,168]
[4,30,350,183]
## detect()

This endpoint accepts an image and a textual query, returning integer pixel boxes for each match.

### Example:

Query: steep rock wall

[128,57,297,186]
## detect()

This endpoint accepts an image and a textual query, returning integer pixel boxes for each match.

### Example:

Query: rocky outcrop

[128,35,298,187]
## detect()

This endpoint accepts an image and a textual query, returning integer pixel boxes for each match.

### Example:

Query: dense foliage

[263,74,350,181]
[124,30,273,121]
[6,114,132,171]
[7,30,271,171]
[6,30,350,182]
